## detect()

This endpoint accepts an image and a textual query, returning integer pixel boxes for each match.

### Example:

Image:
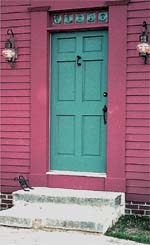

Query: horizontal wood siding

[1,0,150,203]
[126,0,150,202]
[0,0,31,193]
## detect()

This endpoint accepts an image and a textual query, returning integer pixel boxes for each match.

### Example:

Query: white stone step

[0,188,125,233]
[0,202,120,233]
[13,188,124,208]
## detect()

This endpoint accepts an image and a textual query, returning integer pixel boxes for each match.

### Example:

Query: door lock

[76,55,81,66]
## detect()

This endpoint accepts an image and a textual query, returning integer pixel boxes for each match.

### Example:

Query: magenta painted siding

[0,0,150,204]
[126,0,150,202]
[0,0,31,193]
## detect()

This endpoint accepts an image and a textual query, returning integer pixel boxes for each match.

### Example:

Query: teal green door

[50,30,108,173]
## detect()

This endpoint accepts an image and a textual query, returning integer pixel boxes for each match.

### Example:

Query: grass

[106,215,150,244]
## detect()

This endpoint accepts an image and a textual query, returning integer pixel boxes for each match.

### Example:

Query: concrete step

[0,188,125,233]
[13,187,124,208]
[0,202,122,233]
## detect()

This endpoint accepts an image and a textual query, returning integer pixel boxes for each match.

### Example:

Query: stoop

[0,188,125,233]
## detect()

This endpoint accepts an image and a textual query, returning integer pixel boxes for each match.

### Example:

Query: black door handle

[76,55,81,66]
[102,105,107,124]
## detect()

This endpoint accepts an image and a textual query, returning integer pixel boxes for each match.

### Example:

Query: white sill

[46,171,106,178]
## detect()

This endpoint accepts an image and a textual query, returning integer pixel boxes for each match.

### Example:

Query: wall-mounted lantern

[2,29,18,68]
[137,21,150,64]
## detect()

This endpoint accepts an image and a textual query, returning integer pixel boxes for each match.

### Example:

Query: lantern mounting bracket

[7,29,14,40]
[143,21,148,32]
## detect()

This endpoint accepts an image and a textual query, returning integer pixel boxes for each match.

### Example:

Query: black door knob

[103,92,108,97]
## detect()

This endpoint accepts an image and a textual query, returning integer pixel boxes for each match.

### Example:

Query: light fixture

[2,29,18,68]
[137,21,150,64]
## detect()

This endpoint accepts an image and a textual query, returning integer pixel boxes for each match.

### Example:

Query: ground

[0,226,147,245]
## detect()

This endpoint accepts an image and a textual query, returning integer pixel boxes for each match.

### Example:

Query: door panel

[58,61,76,101]
[57,115,75,155]
[50,30,108,173]
[83,60,102,101]
[82,115,101,156]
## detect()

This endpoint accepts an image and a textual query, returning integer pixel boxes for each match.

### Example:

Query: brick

[0,195,7,199]
[145,211,150,216]
[132,201,145,205]
[132,209,144,215]
[139,205,150,210]
[126,204,138,210]
[7,195,13,199]
[2,199,13,204]
[0,204,7,208]
[125,201,132,205]
[8,204,13,209]
[125,209,131,214]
